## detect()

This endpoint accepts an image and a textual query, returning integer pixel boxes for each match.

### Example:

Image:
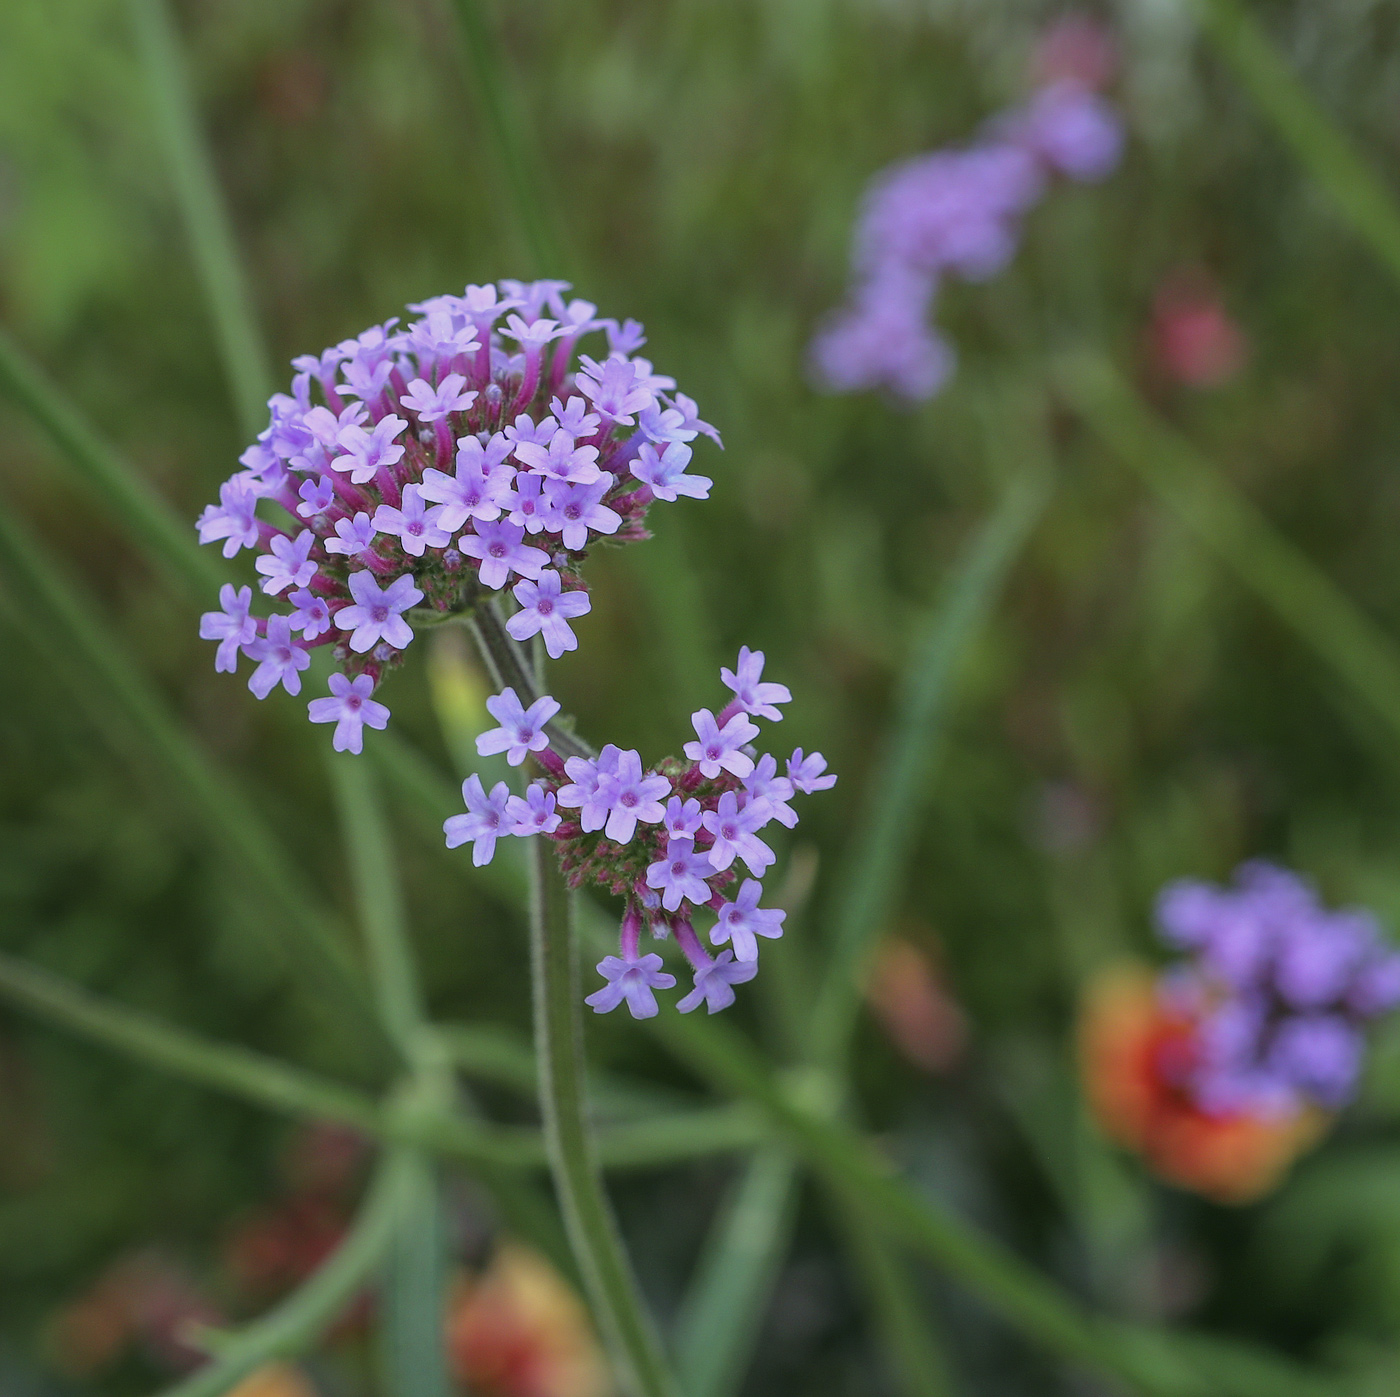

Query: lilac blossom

[711,880,786,961]
[247,615,310,699]
[255,529,318,596]
[335,572,423,653]
[401,374,477,421]
[460,520,548,590]
[557,746,623,832]
[542,476,621,550]
[504,471,548,533]
[664,796,704,839]
[685,709,759,779]
[745,754,798,829]
[585,954,676,1019]
[678,952,758,1014]
[550,396,600,437]
[646,838,714,912]
[600,750,671,844]
[333,416,408,485]
[506,784,562,837]
[505,571,591,658]
[576,355,654,424]
[513,429,602,485]
[420,436,514,530]
[308,673,390,754]
[631,442,712,502]
[288,588,332,640]
[701,792,776,876]
[324,512,378,557]
[476,687,561,766]
[297,474,336,519]
[373,485,452,557]
[787,749,837,794]
[443,775,512,866]
[199,584,257,674]
[197,478,260,557]
[720,647,791,722]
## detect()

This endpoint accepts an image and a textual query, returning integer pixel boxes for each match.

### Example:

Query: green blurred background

[5,0,1400,1392]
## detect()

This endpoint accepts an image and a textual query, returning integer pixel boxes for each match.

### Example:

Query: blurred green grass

[6,0,1400,1393]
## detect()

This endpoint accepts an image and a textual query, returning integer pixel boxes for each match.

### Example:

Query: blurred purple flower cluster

[443,648,836,1017]
[812,56,1122,400]
[197,279,719,751]
[1156,862,1400,1115]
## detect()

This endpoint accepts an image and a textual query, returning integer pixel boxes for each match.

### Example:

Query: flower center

[347,695,362,712]
[706,744,722,760]
[564,504,580,519]
[371,604,389,623]
[671,860,687,877]
[621,791,638,808]
[489,542,506,558]
[408,520,424,535]
[537,598,554,616]
[519,727,534,742]
[721,823,737,840]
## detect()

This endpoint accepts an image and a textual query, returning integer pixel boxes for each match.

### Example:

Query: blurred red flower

[1151,272,1248,387]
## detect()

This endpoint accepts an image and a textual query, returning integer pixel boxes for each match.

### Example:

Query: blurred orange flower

[865,937,967,1073]
[445,1243,611,1397]
[226,1363,320,1397]
[1078,966,1322,1203]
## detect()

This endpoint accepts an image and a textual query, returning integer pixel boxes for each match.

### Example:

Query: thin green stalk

[329,753,428,1060]
[445,0,567,275]
[1057,351,1400,751]
[1195,0,1400,289]
[828,1191,957,1397]
[379,1152,451,1397]
[528,839,681,1397]
[0,517,379,1045]
[159,1150,417,1397]
[674,1148,800,1397]
[126,0,274,436]
[0,326,225,598]
[811,466,1053,1062]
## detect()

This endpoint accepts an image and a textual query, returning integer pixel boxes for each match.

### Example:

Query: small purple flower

[745,754,797,829]
[247,615,311,699]
[600,750,671,844]
[603,318,647,355]
[335,571,424,654]
[504,471,548,533]
[557,745,623,832]
[646,837,714,912]
[513,429,602,486]
[631,442,712,502]
[255,529,319,596]
[585,954,676,1019]
[324,512,378,557]
[443,774,512,866]
[1267,1015,1363,1109]
[550,395,600,437]
[710,880,786,961]
[702,792,776,876]
[541,475,621,550]
[297,473,336,519]
[197,477,260,557]
[505,783,561,837]
[475,687,561,766]
[401,373,477,421]
[505,571,591,659]
[333,416,408,485]
[420,434,515,532]
[678,951,758,1014]
[199,584,257,673]
[501,313,563,352]
[664,796,704,839]
[1013,81,1123,183]
[786,749,836,794]
[461,519,549,590]
[504,413,557,449]
[308,673,390,754]
[373,485,452,557]
[576,356,655,424]
[288,587,333,639]
[685,709,759,779]
[721,647,791,722]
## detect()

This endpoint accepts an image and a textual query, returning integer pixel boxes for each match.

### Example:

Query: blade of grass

[811,464,1053,1063]
[0,515,379,1046]
[379,1152,451,1397]
[674,1147,800,1397]
[444,0,567,275]
[0,326,226,598]
[159,1149,417,1397]
[1056,351,1400,751]
[126,0,274,436]
[1195,0,1400,290]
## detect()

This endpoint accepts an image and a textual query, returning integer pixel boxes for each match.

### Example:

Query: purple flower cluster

[812,75,1123,400]
[197,280,719,752]
[442,648,836,1016]
[1155,862,1400,1115]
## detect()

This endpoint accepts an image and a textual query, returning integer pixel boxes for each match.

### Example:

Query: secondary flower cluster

[442,649,835,1016]
[811,67,1122,400]
[197,280,719,752]
[1080,863,1400,1202]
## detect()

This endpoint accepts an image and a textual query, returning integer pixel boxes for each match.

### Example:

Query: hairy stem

[528,838,681,1397]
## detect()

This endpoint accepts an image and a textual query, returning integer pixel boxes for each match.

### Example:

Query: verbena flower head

[443,650,835,1017]
[196,280,719,746]
[1153,862,1400,1115]
[812,49,1123,401]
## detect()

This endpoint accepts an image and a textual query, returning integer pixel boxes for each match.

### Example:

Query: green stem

[528,839,681,1397]
[126,0,274,436]
[810,465,1053,1063]
[158,1150,416,1397]
[445,0,568,276]
[1194,0,1400,290]
[379,1152,450,1397]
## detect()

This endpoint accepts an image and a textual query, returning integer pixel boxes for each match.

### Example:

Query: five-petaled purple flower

[335,572,423,653]
[506,571,591,658]
[711,881,787,961]
[721,646,792,722]
[678,951,758,1014]
[443,775,513,866]
[685,709,759,779]
[199,584,257,673]
[646,838,714,912]
[308,673,391,754]
[584,954,676,1020]
[476,687,562,766]
[247,615,310,699]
